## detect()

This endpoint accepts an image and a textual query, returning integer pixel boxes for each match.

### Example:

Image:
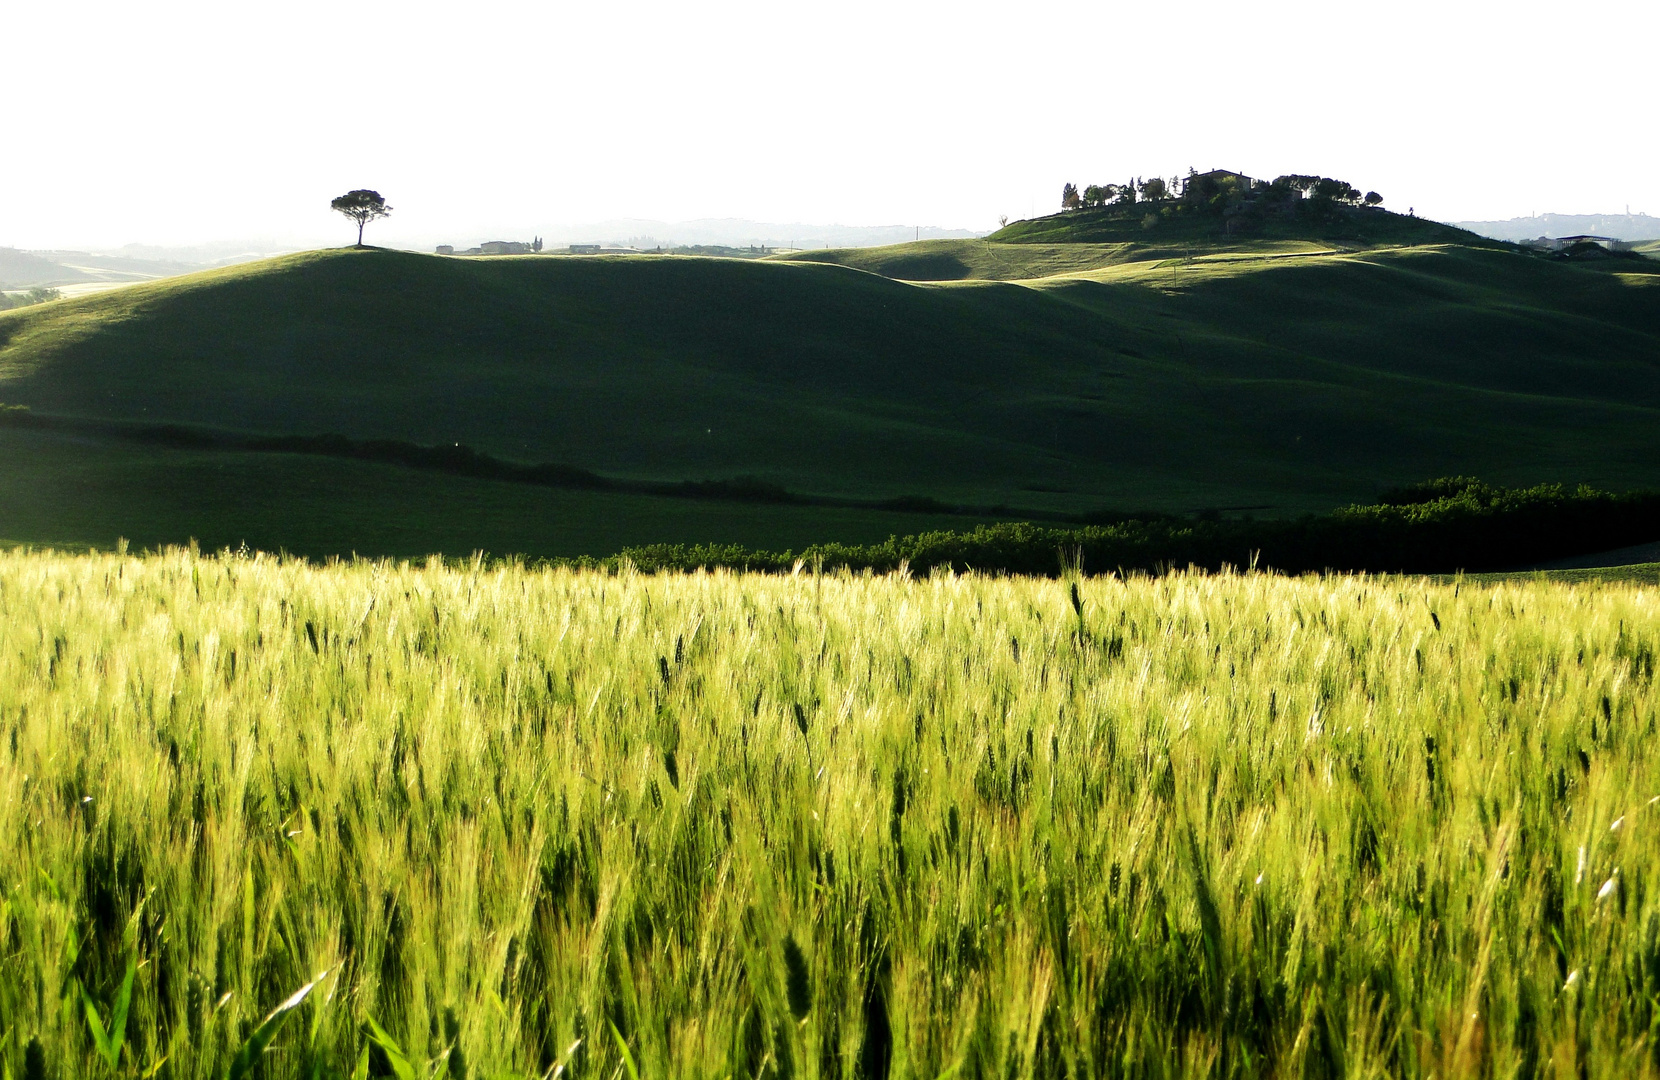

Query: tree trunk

[357,220,365,247]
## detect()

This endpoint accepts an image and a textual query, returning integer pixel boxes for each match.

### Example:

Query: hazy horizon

[4,218,992,262]
[15,205,1660,269]
[4,0,1657,250]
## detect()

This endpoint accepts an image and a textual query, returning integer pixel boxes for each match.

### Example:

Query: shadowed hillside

[1,242,1658,555]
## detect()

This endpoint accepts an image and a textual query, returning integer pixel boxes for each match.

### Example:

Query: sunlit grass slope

[775,239,1168,281]
[2,551,1659,1077]
[776,238,1350,282]
[1,242,1659,556]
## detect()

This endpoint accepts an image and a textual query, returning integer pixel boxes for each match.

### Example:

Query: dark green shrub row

[614,479,1660,576]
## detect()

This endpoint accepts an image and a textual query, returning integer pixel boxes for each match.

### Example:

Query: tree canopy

[331,189,392,246]
[1056,170,1384,231]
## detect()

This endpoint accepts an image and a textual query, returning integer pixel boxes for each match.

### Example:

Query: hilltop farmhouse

[435,238,544,256]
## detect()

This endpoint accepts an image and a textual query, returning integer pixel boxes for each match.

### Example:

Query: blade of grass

[108,954,136,1067]
[225,972,328,1080]
[609,1021,639,1080]
[80,983,115,1069]
[363,1017,417,1080]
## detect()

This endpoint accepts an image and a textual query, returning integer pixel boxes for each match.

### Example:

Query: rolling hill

[1,206,1658,557]
[0,248,94,290]
[986,198,1484,247]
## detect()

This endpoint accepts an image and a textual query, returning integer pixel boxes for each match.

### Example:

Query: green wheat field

[1,548,1658,1079]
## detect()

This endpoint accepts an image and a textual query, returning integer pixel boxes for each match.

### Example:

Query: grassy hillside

[777,200,1491,282]
[1466,562,1660,585]
[774,237,1341,282]
[0,428,980,559]
[5,551,1660,1076]
[2,242,1659,557]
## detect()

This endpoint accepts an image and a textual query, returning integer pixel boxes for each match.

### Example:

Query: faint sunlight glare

[1,0,1657,247]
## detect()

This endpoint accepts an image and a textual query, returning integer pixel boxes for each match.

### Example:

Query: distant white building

[1530,235,1632,253]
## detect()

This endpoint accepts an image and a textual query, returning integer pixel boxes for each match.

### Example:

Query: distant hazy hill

[2,244,301,291]
[525,218,984,250]
[1456,213,1660,243]
[104,241,308,267]
[0,249,95,290]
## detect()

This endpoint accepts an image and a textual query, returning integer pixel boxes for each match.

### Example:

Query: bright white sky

[4,0,1656,249]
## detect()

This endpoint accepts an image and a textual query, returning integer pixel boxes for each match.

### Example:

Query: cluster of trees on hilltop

[1061,170,1383,219]
[1061,177,1170,209]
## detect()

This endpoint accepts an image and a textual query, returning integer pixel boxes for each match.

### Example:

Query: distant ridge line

[1456,212,1660,243]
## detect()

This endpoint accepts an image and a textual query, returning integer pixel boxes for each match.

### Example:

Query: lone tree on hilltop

[1364,191,1384,207]
[331,189,392,246]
